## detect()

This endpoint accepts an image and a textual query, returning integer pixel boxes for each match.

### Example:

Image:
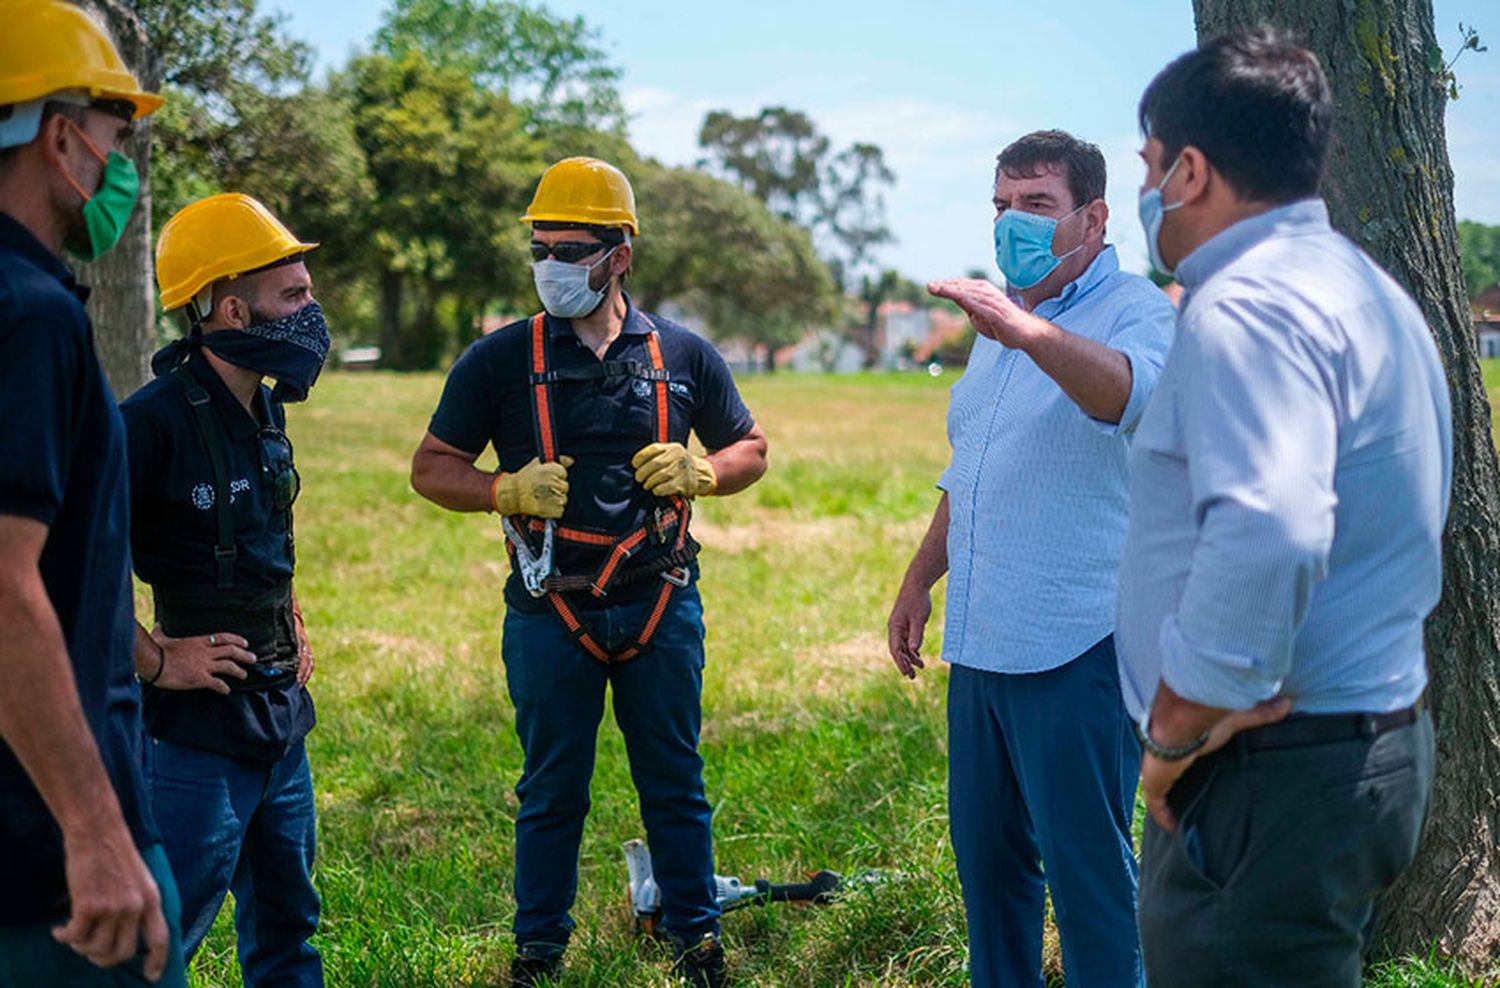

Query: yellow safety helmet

[520,157,640,235]
[0,0,163,119]
[156,193,319,312]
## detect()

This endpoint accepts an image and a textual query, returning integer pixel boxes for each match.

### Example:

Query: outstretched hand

[928,278,1045,350]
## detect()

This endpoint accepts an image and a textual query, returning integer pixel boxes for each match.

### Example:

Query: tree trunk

[78,0,159,399]
[1192,0,1500,972]
[379,268,403,369]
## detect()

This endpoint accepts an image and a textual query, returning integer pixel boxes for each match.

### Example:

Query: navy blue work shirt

[122,350,314,761]
[428,296,755,612]
[0,212,157,925]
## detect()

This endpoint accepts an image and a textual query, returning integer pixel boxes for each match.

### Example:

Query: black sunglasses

[529,240,610,264]
[258,427,301,513]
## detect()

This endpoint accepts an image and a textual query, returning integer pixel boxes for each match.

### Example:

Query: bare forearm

[705,426,769,496]
[0,577,127,839]
[412,449,493,513]
[901,494,950,593]
[132,620,164,680]
[1023,320,1133,424]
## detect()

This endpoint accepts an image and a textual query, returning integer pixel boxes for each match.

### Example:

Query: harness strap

[170,366,238,590]
[514,311,694,665]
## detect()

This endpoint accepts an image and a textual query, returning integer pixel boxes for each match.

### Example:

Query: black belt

[1238,698,1425,753]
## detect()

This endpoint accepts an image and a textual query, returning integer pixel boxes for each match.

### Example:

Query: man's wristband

[1136,710,1209,761]
[143,642,166,686]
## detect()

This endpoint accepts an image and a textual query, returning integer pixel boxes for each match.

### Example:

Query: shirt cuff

[1157,613,1282,711]
[1086,348,1150,438]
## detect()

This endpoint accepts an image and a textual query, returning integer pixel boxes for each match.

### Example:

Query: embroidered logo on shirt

[190,478,252,510]
[632,378,652,399]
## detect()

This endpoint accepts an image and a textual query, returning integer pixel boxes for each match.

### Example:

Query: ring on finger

[209,633,217,646]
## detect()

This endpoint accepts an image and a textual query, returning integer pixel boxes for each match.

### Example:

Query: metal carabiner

[500,517,555,598]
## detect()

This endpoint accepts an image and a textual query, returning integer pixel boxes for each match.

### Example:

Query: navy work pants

[502,584,719,950]
[948,636,1143,988]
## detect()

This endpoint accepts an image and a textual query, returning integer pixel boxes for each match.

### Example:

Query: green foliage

[698,106,897,287]
[141,0,374,343]
[342,49,543,367]
[631,165,839,357]
[373,0,625,132]
[1458,220,1500,299]
[1428,23,1487,100]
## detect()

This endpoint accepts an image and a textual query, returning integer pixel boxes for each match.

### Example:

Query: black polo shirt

[428,297,755,612]
[122,351,314,761]
[0,212,156,925]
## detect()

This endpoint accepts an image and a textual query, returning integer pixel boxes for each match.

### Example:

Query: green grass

[177,368,1480,986]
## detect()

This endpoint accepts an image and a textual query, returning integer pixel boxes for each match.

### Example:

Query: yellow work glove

[631,442,717,499]
[490,456,574,518]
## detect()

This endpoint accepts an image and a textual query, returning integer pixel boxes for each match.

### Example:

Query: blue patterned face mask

[152,301,331,403]
[993,202,1088,290]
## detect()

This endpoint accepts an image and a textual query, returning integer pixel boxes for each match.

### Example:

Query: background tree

[698,107,898,367]
[1192,1,1500,971]
[373,0,626,133]
[697,107,829,224]
[77,0,160,397]
[631,163,839,370]
[1459,220,1500,298]
[343,49,541,369]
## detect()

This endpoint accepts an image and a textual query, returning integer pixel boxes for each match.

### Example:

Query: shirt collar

[1031,245,1119,318]
[1175,198,1331,292]
[0,211,90,304]
[186,349,264,441]
[547,291,654,339]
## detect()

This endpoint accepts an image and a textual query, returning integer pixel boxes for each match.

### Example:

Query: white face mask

[532,247,617,319]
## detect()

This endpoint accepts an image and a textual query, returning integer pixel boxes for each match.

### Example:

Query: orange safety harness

[504,313,699,665]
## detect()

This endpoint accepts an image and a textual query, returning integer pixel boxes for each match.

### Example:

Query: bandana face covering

[152,301,331,403]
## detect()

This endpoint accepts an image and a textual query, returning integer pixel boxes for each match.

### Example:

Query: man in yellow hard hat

[119,192,327,986]
[0,2,185,984]
[412,157,769,988]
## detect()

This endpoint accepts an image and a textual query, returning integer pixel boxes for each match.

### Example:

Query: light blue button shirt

[1116,200,1452,719]
[939,246,1177,673]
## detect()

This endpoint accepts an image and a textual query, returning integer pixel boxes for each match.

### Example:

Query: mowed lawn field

[179,365,1498,987]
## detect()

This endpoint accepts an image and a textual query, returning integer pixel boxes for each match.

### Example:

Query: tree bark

[379,268,404,369]
[1192,0,1500,973]
[77,0,159,400]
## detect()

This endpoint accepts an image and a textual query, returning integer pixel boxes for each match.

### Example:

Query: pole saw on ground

[622,839,895,937]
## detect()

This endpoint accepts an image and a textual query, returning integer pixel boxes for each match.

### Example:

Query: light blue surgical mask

[532,246,618,319]
[1138,154,1185,276]
[993,202,1088,290]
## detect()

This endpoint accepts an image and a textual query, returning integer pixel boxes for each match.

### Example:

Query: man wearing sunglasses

[412,157,768,988]
[119,193,329,986]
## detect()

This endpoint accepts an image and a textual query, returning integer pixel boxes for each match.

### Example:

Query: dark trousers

[1139,710,1435,988]
[502,585,719,949]
[147,737,322,987]
[0,844,188,988]
[948,636,1144,988]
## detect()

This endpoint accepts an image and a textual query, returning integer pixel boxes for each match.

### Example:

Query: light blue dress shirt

[1116,200,1452,719]
[939,246,1177,673]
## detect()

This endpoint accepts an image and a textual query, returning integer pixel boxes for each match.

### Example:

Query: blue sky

[268,0,1498,284]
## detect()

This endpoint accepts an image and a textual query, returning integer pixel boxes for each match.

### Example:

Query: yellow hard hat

[156,193,319,312]
[0,0,163,119]
[520,157,640,235]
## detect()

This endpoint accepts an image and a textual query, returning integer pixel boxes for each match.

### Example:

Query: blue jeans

[502,585,719,949]
[146,737,322,986]
[0,844,188,988]
[948,636,1143,988]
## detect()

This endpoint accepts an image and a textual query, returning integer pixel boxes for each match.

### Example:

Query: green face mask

[56,118,139,262]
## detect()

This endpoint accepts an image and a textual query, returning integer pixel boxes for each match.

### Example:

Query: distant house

[1474,284,1500,359]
